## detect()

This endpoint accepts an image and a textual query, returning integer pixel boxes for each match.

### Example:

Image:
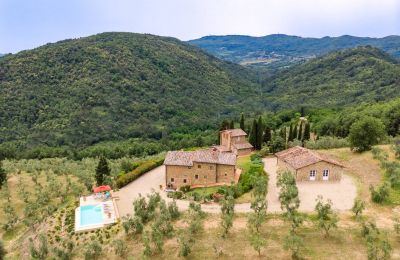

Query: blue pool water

[80,205,104,226]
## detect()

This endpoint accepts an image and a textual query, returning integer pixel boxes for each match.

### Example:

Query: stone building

[164,149,237,189]
[215,128,253,156]
[276,146,344,182]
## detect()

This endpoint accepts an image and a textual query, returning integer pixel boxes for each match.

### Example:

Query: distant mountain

[189,34,400,69]
[0,32,261,151]
[262,46,400,110]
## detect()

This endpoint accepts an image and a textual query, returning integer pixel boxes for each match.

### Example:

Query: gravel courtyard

[263,157,357,212]
[115,157,357,217]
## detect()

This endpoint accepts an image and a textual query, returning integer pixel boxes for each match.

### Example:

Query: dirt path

[115,157,357,216]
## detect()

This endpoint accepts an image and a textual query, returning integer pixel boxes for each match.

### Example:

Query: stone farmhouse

[276,146,344,182]
[164,149,237,189]
[214,128,253,156]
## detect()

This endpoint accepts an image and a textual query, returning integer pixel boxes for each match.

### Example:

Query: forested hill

[0,32,261,153]
[263,46,400,110]
[189,34,400,69]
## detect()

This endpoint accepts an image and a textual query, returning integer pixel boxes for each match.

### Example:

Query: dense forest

[0,32,262,158]
[262,47,400,110]
[189,34,400,69]
[0,33,399,159]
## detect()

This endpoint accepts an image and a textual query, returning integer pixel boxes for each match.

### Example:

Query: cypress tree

[221,119,230,130]
[256,116,263,149]
[293,124,298,140]
[95,156,111,186]
[240,113,245,131]
[229,120,234,129]
[288,124,294,142]
[298,122,303,141]
[249,119,258,148]
[303,122,311,141]
[280,127,287,143]
[263,126,272,144]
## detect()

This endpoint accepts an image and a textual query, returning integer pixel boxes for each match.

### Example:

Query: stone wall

[236,148,252,156]
[277,158,343,182]
[220,132,231,149]
[216,164,236,183]
[297,161,343,182]
[166,162,235,189]
[231,135,245,144]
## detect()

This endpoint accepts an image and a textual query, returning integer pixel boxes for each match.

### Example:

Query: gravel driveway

[115,157,357,217]
[264,157,357,212]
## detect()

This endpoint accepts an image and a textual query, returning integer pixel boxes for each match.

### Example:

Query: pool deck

[74,193,120,233]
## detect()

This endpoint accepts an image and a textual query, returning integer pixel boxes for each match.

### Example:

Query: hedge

[116,157,165,188]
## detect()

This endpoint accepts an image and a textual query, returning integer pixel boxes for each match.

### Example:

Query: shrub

[371,147,388,162]
[192,191,202,202]
[84,240,102,260]
[258,146,270,157]
[370,182,390,204]
[167,191,183,199]
[382,161,400,188]
[352,199,365,220]
[112,239,128,258]
[179,185,191,193]
[167,200,180,220]
[305,136,349,150]
[116,157,164,188]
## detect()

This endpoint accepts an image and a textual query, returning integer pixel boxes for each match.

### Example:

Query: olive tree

[247,174,268,255]
[315,196,338,237]
[220,186,235,238]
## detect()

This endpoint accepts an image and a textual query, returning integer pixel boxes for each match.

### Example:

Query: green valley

[189,34,400,69]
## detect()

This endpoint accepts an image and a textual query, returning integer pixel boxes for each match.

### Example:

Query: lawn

[186,186,221,199]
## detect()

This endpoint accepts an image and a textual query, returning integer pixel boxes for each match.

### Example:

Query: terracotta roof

[212,145,231,152]
[164,149,237,166]
[275,146,344,170]
[221,128,247,137]
[232,142,253,150]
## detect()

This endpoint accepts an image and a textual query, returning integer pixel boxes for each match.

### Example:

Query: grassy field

[2,146,400,259]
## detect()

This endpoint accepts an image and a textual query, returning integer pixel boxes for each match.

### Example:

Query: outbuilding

[276,146,344,182]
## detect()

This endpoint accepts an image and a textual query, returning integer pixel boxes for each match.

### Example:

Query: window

[323,170,329,180]
[198,165,201,169]
[170,178,174,183]
[183,179,187,183]
[309,170,316,180]
[204,175,207,179]
[224,173,227,176]
[188,166,192,169]
[209,166,213,170]
[195,174,199,179]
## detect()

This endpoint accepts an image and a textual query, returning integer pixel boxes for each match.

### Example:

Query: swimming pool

[80,204,104,226]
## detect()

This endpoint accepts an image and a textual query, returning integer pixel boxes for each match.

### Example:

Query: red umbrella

[93,185,112,193]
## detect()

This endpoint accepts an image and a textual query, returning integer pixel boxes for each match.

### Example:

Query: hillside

[262,46,400,110]
[189,34,400,69]
[0,32,261,155]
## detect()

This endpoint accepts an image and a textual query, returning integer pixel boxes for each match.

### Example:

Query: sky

[1,0,399,53]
